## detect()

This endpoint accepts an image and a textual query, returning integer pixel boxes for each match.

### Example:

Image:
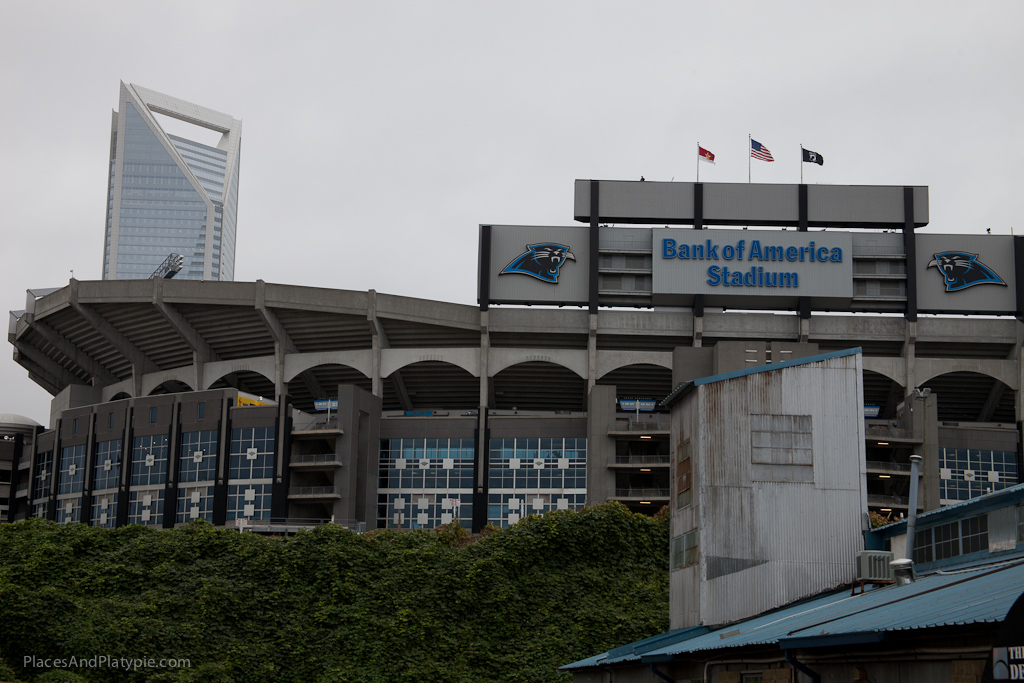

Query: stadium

[4,180,1021,532]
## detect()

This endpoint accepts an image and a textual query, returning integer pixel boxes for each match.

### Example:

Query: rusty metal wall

[670,351,867,629]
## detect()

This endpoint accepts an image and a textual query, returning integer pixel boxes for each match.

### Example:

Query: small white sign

[443,458,454,470]
[190,506,200,519]
[142,493,152,506]
[510,458,521,470]
[145,453,155,467]
[243,504,255,517]
[246,448,258,461]
[964,469,976,482]
[193,451,204,463]
[103,459,112,471]
[533,458,545,470]
[557,498,569,510]
[235,517,248,528]
[244,488,256,502]
[68,463,77,476]
[419,458,430,469]
[141,509,151,522]
[191,491,201,504]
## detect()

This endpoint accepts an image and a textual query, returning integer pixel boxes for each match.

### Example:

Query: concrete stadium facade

[6,180,1023,531]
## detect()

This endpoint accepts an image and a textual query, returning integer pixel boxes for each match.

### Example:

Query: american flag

[750,139,774,162]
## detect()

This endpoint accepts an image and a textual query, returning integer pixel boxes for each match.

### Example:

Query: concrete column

[273,343,285,402]
[692,315,703,348]
[587,313,598,392]
[904,321,917,397]
[479,311,490,408]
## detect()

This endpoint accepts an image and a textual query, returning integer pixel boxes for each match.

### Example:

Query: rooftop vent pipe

[891,453,923,584]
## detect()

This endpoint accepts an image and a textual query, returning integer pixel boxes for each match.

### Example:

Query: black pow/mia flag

[802,148,824,166]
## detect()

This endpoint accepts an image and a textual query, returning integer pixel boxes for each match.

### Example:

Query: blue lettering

[723,244,735,260]
[800,247,808,261]
[721,267,731,286]
[809,241,816,261]
[678,244,690,259]
[662,239,676,258]
[706,240,719,260]
[786,246,798,261]
[694,244,704,259]
[744,267,756,286]
[730,270,743,286]
[830,247,842,262]
[765,245,783,261]
[781,272,799,287]
[817,247,829,261]
[707,266,722,285]
[736,239,746,261]
[749,240,763,260]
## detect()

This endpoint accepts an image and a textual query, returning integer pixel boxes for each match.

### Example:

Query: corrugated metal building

[663,349,867,630]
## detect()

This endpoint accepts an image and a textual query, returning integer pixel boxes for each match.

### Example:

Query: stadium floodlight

[151,253,185,279]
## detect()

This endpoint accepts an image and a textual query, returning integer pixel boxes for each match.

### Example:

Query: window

[671,529,699,569]
[131,435,168,486]
[150,406,158,424]
[72,418,79,435]
[914,515,989,564]
[128,489,164,526]
[33,451,54,502]
[960,515,989,555]
[198,402,206,420]
[179,430,218,482]
[93,439,122,490]
[677,439,691,508]
[58,445,86,495]
[933,521,960,560]
[229,427,275,480]
[378,438,476,529]
[108,412,114,429]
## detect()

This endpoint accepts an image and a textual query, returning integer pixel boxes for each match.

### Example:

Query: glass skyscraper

[102,82,241,281]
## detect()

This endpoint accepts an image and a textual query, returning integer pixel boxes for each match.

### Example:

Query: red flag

[698,146,715,164]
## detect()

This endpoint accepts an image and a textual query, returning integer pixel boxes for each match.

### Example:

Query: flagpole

[800,144,804,184]
[696,142,700,182]
[748,134,751,183]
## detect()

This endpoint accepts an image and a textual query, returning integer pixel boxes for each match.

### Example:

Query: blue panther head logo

[927,251,1006,292]
[500,243,575,284]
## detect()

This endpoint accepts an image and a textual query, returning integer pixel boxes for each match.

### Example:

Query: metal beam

[25,317,118,386]
[68,283,158,374]
[367,290,411,410]
[254,281,324,400]
[978,380,1005,422]
[14,349,63,395]
[14,342,83,392]
[152,279,217,360]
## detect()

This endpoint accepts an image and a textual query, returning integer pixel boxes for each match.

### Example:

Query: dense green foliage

[0,503,668,682]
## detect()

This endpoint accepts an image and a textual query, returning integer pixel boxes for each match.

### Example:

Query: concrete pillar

[479,311,489,408]
[587,313,598,393]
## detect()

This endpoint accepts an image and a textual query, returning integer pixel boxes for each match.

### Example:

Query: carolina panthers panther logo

[927,251,1006,292]
[500,243,575,284]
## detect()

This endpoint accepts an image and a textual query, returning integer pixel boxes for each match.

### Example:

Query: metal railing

[867,493,920,508]
[243,517,366,534]
[287,486,343,497]
[292,417,342,433]
[290,453,342,465]
[865,461,914,474]
[864,421,919,440]
[611,415,670,432]
[614,455,670,465]
[614,487,670,498]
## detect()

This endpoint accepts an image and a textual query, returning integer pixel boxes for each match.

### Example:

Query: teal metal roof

[562,559,1024,671]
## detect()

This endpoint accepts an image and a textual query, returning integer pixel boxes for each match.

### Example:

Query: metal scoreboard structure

[479,180,1024,318]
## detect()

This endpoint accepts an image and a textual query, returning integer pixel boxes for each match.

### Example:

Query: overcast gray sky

[2,1,1022,424]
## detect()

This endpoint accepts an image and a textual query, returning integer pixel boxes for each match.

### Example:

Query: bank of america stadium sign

[652,229,853,299]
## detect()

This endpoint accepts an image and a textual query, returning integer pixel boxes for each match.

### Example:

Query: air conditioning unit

[856,550,894,581]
